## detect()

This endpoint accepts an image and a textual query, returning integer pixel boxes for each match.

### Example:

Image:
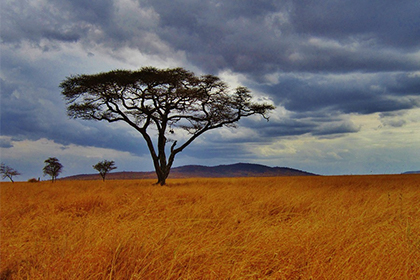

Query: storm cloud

[1,0,419,178]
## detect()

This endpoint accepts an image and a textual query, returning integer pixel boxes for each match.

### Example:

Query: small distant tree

[93,160,117,181]
[0,163,21,183]
[43,157,63,182]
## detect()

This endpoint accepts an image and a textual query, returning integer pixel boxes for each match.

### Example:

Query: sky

[1,0,420,181]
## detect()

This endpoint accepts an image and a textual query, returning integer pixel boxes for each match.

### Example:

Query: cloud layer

[1,0,419,179]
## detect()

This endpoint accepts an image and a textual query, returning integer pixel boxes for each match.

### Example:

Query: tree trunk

[141,127,177,186]
[155,170,167,186]
[155,165,171,186]
[157,177,166,186]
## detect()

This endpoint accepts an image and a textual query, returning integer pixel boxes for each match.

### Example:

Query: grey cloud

[56,0,114,23]
[261,118,360,138]
[311,120,360,136]
[3,0,419,75]
[258,72,420,117]
[290,0,420,49]
[1,0,86,45]
[0,53,148,157]
[379,111,409,128]
[381,119,407,128]
[247,118,314,137]
[1,0,159,54]
[139,0,420,75]
[0,138,13,148]
[199,113,360,143]
[386,73,420,95]
[0,84,148,156]
[1,0,420,175]
[234,110,360,139]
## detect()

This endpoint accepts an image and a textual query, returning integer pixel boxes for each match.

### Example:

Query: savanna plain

[1,175,419,279]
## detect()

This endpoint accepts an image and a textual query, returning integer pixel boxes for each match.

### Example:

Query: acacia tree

[0,163,21,183]
[93,160,117,181]
[60,67,274,185]
[43,157,63,182]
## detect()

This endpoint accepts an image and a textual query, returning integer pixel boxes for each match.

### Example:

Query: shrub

[28,178,39,183]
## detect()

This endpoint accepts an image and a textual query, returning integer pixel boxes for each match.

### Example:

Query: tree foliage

[61,67,274,185]
[0,163,21,183]
[43,157,63,182]
[93,160,117,181]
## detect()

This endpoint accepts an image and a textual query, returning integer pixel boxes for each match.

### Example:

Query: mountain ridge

[62,163,317,180]
[402,170,420,174]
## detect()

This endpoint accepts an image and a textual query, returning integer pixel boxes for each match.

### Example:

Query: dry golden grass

[1,175,419,279]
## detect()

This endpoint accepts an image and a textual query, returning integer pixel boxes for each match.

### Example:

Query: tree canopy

[0,163,21,183]
[93,160,117,181]
[61,67,274,185]
[43,157,63,182]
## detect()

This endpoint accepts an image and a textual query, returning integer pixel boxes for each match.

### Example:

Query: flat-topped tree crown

[60,67,274,185]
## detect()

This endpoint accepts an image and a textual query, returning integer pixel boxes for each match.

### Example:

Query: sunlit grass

[1,175,419,279]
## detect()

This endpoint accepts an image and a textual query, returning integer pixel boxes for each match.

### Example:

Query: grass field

[1,175,419,279]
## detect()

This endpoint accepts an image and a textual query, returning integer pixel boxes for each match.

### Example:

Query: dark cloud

[311,120,360,136]
[0,85,148,156]
[242,117,314,138]
[2,0,419,74]
[0,138,13,149]
[380,119,407,128]
[386,73,420,95]
[138,0,420,75]
[257,72,420,117]
[242,114,360,138]
[379,111,410,128]
[0,0,159,55]
[1,0,85,45]
[290,0,420,49]
[1,0,420,177]
[0,53,148,157]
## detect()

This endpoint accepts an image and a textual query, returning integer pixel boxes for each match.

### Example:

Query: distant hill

[402,170,420,174]
[62,163,317,181]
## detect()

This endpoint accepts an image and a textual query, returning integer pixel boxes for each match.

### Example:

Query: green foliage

[43,157,63,182]
[93,160,117,181]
